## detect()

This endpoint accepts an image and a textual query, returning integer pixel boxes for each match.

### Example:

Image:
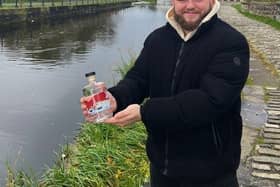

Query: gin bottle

[82,72,112,123]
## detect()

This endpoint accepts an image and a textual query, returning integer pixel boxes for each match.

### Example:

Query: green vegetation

[41,123,149,187]
[115,55,136,78]
[249,0,280,2]
[233,4,280,31]
[255,135,265,145]
[251,137,264,155]
[143,0,157,4]
[6,166,39,187]
[6,57,150,187]
[246,76,254,85]
[247,128,263,156]
[263,87,270,103]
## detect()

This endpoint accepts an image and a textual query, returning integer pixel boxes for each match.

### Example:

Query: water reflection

[0,11,120,67]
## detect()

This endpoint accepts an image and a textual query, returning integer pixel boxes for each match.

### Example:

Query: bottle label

[87,91,110,115]
[93,91,106,102]
[85,99,93,111]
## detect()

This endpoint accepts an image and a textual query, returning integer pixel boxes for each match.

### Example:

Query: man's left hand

[104,104,141,127]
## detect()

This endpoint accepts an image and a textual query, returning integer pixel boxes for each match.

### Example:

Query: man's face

[172,0,214,31]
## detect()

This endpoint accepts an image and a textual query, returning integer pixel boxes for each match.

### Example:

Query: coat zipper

[171,42,185,94]
[163,41,185,175]
[162,130,169,175]
[211,121,222,154]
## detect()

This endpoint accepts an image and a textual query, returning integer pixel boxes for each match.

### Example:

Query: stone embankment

[250,88,280,187]
[0,2,132,27]
[241,1,280,21]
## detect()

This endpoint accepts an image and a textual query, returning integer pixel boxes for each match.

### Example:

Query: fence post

[52,0,54,6]
[15,0,18,7]
[29,0,32,7]
[0,0,2,7]
[42,0,44,6]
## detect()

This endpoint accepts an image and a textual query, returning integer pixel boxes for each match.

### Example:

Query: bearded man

[81,0,250,186]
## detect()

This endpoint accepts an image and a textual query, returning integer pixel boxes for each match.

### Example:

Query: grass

[246,128,263,156]
[259,0,279,1]
[250,136,264,155]
[255,135,265,145]
[233,4,280,31]
[6,168,40,187]
[246,76,254,85]
[41,123,149,187]
[115,55,136,79]
[143,0,157,4]
[263,92,270,103]
[6,56,150,187]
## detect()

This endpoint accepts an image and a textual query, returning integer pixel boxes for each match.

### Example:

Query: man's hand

[80,96,96,122]
[106,91,117,114]
[80,91,117,122]
[104,104,141,127]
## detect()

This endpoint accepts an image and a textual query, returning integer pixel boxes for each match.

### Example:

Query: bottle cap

[85,72,96,77]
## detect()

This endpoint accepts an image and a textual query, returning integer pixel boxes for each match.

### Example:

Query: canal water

[0,3,170,183]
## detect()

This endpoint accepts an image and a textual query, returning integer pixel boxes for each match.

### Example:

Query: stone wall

[0,2,131,27]
[241,1,280,21]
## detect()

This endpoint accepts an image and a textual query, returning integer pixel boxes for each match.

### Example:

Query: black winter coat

[108,15,250,182]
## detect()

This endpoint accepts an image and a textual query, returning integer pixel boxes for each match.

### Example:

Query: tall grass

[41,123,149,187]
[115,55,136,78]
[6,166,39,187]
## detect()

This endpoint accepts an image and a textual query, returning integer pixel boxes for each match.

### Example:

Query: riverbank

[0,4,167,185]
[6,56,151,187]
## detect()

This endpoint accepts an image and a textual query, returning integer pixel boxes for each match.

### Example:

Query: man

[81,0,249,186]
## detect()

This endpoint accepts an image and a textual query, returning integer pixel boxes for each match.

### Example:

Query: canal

[0,3,169,183]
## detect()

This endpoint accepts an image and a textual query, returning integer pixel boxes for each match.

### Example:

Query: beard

[173,9,209,31]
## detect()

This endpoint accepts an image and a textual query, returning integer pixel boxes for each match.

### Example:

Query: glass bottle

[82,72,112,123]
